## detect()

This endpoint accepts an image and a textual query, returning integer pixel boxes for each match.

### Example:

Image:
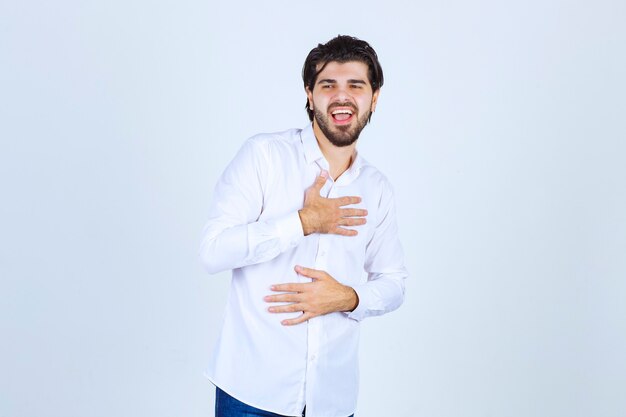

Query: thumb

[311,170,329,191]
[295,265,324,280]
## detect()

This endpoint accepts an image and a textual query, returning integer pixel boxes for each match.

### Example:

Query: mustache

[328,102,358,112]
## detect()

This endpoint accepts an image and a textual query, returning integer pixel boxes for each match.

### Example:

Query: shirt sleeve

[198,137,304,274]
[346,182,408,321]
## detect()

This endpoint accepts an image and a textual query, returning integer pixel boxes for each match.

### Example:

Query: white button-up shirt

[199,123,407,417]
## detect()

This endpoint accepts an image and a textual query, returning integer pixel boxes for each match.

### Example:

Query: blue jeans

[215,386,354,417]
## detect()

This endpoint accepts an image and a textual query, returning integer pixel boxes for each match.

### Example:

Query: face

[306,61,379,147]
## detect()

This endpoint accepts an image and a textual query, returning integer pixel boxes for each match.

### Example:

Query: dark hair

[302,35,384,121]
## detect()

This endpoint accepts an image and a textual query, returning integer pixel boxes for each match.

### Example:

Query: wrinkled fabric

[199,123,408,417]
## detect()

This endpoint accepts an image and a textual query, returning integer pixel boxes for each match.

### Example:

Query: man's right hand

[298,171,367,236]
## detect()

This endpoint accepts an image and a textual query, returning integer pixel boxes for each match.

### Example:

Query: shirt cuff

[274,210,305,251]
[344,284,371,322]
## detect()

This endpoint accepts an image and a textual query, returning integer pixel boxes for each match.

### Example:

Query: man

[199,35,408,417]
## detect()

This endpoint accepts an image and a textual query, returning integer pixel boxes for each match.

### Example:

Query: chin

[327,130,360,147]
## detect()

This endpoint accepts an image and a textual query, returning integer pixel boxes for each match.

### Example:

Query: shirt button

[320,251,326,257]
[309,355,316,361]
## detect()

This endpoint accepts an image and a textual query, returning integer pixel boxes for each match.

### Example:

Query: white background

[1,1,625,416]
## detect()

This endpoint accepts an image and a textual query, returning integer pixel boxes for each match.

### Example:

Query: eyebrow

[317,79,368,85]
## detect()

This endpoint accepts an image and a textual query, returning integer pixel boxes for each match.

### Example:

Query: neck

[312,121,357,180]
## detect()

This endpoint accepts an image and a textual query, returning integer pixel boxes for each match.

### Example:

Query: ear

[305,86,314,111]
[371,89,380,113]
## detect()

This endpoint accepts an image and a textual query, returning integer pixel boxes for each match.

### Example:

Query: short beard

[313,107,371,148]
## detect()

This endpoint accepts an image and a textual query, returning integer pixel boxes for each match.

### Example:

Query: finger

[333,196,362,206]
[270,283,306,292]
[340,208,368,217]
[264,293,301,303]
[281,312,315,326]
[268,303,303,314]
[294,265,326,279]
[338,217,367,227]
[332,227,359,237]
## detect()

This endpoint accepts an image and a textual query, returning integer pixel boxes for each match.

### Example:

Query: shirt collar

[300,122,368,183]
[301,122,324,164]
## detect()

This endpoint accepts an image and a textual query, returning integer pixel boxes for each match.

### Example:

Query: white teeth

[331,109,353,115]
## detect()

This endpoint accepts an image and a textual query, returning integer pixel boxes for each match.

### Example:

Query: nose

[332,84,351,103]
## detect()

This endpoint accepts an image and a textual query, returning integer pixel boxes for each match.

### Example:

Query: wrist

[298,208,314,236]
[343,285,359,312]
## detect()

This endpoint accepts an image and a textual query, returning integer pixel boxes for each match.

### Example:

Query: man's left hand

[264,265,359,326]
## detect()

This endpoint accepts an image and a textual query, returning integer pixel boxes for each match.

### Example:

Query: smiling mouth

[330,108,354,124]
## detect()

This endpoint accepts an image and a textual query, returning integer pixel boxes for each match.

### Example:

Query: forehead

[315,61,370,82]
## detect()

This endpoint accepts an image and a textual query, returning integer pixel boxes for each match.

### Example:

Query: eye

[350,84,363,89]
[322,84,333,89]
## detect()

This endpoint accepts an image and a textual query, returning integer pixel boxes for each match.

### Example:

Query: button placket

[307,174,330,389]
[314,177,333,267]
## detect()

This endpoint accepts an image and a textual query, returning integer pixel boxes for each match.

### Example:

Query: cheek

[358,97,373,112]
[314,97,330,111]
